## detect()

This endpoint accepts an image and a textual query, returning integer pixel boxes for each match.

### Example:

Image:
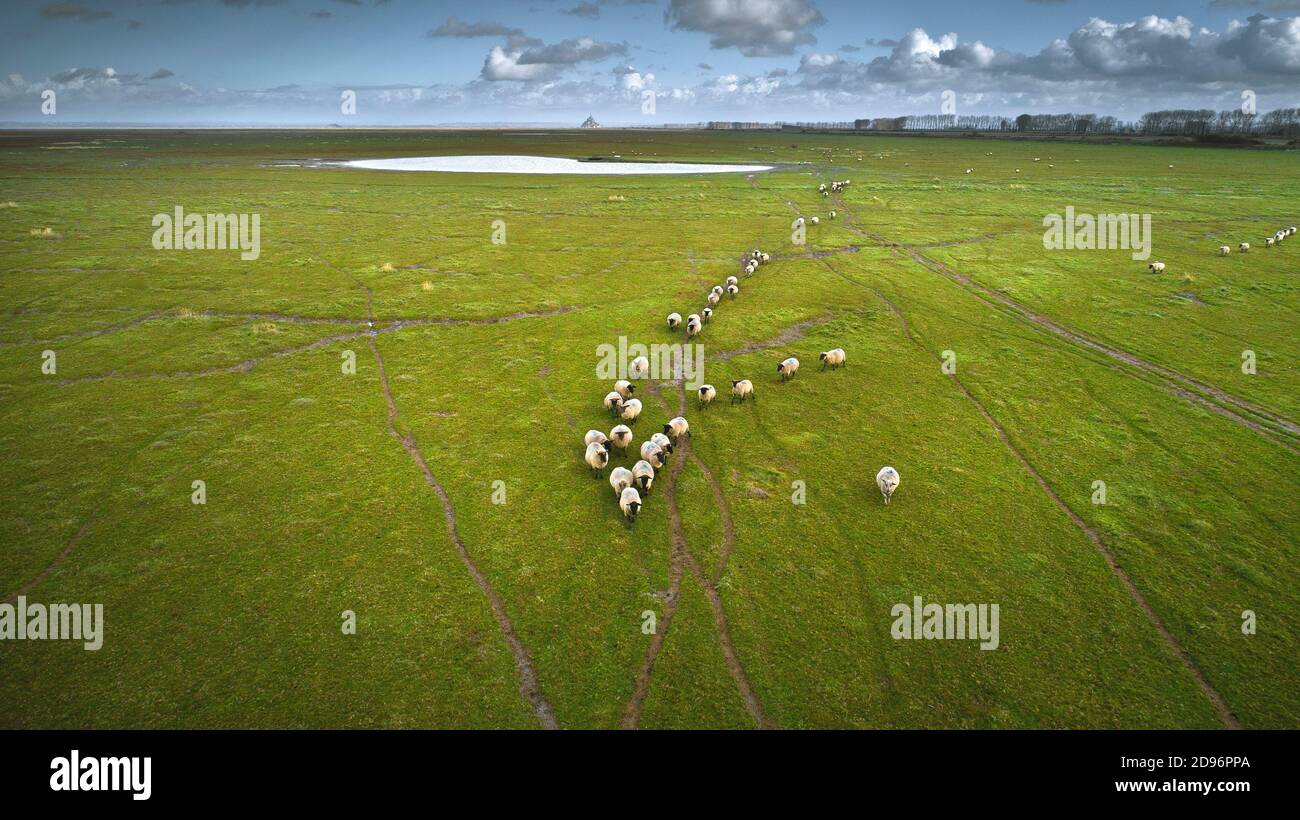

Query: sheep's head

[626,502,640,519]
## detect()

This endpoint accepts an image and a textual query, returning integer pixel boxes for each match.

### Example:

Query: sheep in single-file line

[650,432,675,455]
[667,312,682,331]
[584,441,609,477]
[777,357,800,381]
[876,466,900,505]
[621,397,643,423]
[609,424,633,457]
[726,284,739,298]
[619,486,642,521]
[726,275,738,286]
[632,460,656,494]
[701,307,713,322]
[1240,242,1250,253]
[1266,237,1275,247]
[664,416,690,439]
[819,348,846,370]
[609,466,633,496]
[640,440,667,468]
[686,314,702,337]
[707,291,721,307]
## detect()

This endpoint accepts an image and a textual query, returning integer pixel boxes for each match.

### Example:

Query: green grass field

[1,129,1296,728]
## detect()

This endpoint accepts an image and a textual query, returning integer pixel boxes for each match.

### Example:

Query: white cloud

[665,0,824,57]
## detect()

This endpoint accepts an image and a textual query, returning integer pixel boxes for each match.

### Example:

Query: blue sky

[2,0,1299,124]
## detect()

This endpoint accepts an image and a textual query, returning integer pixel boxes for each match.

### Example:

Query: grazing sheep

[731,379,754,403]
[711,285,724,296]
[707,291,721,307]
[760,252,770,262]
[667,312,682,330]
[664,416,690,439]
[610,424,633,457]
[876,466,900,505]
[726,275,738,286]
[1266,237,1276,247]
[701,307,713,322]
[965,168,973,174]
[1289,226,1296,235]
[619,486,642,521]
[1275,231,1286,242]
[726,284,739,298]
[614,379,635,399]
[1219,245,1231,256]
[698,384,717,407]
[584,442,609,477]
[621,397,643,423]
[819,348,846,370]
[810,216,820,225]
[629,356,650,379]
[609,466,634,496]
[1240,242,1250,253]
[632,460,656,494]
[650,432,675,455]
[794,217,805,226]
[777,357,800,381]
[640,440,666,467]
[686,316,702,338]
[828,210,836,219]
[1148,261,1166,272]
[584,429,609,448]
[603,391,624,416]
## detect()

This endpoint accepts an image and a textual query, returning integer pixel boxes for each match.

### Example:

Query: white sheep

[1266,237,1276,247]
[1289,226,1296,235]
[697,384,716,407]
[726,275,738,286]
[629,356,650,379]
[632,460,656,494]
[667,312,682,330]
[965,168,973,174]
[794,217,805,227]
[777,357,800,381]
[686,316,702,337]
[1240,242,1250,253]
[707,291,721,307]
[603,391,624,416]
[1148,261,1166,273]
[619,486,642,521]
[609,424,633,457]
[614,379,635,399]
[731,379,754,403]
[828,210,836,219]
[609,466,633,496]
[810,216,820,225]
[726,284,739,298]
[876,466,900,505]
[584,429,609,448]
[761,252,770,262]
[711,285,724,296]
[584,441,609,476]
[640,440,666,467]
[1219,245,1231,256]
[819,348,846,370]
[650,432,675,455]
[664,416,690,439]
[621,397,643,423]
[701,307,713,322]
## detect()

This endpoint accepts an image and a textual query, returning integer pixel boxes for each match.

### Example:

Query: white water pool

[342,154,773,175]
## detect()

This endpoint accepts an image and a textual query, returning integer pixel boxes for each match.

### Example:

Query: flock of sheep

[581,188,904,522]
[1149,225,1295,273]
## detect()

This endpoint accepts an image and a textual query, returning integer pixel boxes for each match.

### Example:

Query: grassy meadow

[0,128,1296,728]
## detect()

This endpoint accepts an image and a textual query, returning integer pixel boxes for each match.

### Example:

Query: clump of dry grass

[420,281,434,291]
[29,227,56,238]
[0,201,17,208]
[607,195,625,202]
[380,262,395,272]
[251,322,280,335]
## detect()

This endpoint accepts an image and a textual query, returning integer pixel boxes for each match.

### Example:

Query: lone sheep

[876,466,900,505]
[667,312,682,330]
[1219,245,1231,256]
[731,379,754,403]
[819,348,846,370]
[777,357,800,381]
[698,384,717,407]
[1240,242,1250,253]
[1148,261,1166,273]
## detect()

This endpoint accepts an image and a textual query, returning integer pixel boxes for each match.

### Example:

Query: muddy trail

[831,200,1299,452]
[363,290,557,730]
[2,520,94,605]
[873,287,1241,729]
[621,378,770,728]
